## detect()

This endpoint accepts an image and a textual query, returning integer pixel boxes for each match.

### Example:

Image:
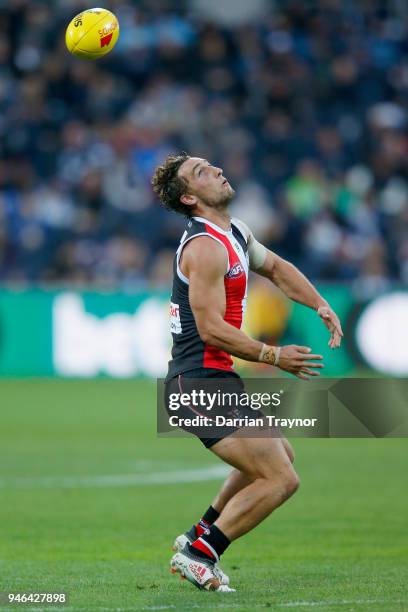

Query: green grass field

[0,380,407,612]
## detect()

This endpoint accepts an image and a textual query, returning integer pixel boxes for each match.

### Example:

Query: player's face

[178,157,235,210]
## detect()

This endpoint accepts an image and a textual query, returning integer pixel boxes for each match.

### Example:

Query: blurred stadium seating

[0,0,407,289]
[0,0,407,377]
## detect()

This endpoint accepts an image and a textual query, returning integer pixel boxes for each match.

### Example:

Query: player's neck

[193,209,231,232]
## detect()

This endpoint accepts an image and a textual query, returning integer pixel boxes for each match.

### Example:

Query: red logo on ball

[100,33,113,47]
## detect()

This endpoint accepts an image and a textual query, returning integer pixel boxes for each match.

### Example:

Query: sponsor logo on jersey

[170,302,182,334]
[226,262,245,279]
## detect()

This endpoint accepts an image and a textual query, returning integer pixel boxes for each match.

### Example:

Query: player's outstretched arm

[257,250,343,349]
[181,236,324,379]
[237,219,343,349]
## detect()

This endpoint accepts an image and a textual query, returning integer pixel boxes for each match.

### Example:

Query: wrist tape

[258,344,281,366]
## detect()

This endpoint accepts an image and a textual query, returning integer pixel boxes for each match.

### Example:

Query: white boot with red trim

[170,546,235,592]
[172,532,230,586]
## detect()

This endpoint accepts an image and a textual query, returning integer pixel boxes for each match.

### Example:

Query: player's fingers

[295,346,313,354]
[301,361,324,368]
[321,309,344,337]
[296,372,310,380]
[331,314,343,337]
[332,322,343,336]
[300,353,323,360]
[300,368,321,377]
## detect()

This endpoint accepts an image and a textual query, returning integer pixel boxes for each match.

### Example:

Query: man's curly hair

[151,153,191,216]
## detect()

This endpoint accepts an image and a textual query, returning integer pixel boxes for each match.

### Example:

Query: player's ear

[180,193,197,207]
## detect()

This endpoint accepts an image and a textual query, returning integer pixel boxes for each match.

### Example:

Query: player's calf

[211,436,301,541]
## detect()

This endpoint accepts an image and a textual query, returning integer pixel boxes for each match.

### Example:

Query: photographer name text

[168,415,317,429]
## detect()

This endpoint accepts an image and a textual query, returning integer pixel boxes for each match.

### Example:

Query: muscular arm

[257,251,343,348]
[257,250,328,311]
[182,236,264,361]
[180,236,324,378]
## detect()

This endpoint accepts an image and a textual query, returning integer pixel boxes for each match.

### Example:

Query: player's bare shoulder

[180,235,228,280]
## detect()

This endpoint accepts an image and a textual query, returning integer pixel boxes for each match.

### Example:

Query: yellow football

[65,8,119,60]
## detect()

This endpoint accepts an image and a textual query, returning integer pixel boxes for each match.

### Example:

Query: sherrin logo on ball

[65,8,119,59]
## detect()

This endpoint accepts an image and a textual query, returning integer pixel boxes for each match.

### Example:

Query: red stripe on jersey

[203,224,247,370]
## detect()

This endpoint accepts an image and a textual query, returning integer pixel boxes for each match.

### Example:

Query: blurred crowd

[0,0,407,294]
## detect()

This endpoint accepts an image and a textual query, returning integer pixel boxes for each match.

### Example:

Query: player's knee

[266,470,299,503]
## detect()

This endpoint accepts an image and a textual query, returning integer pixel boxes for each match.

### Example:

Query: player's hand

[317,305,343,349]
[278,345,324,380]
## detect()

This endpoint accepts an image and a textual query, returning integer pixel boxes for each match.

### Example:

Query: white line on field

[137,601,404,611]
[175,600,400,610]
[277,601,404,608]
[0,465,230,490]
[9,599,405,612]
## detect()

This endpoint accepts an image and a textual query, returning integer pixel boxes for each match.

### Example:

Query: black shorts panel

[164,367,254,449]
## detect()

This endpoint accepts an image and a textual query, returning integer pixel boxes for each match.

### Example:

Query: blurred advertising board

[0,287,406,378]
[0,290,170,378]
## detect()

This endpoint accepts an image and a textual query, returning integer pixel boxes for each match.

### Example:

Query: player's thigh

[210,434,295,481]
